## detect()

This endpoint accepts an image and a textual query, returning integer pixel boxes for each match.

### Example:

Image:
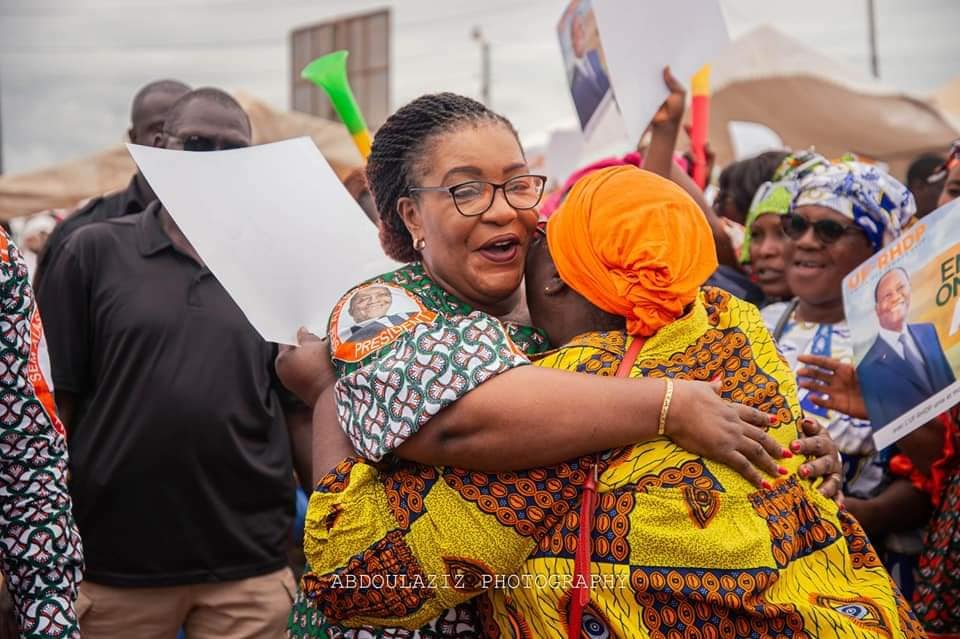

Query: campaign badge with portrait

[330,282,438,363]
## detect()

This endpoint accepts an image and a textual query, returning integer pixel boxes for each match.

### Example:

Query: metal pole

[867,0,880,79]
[472,27,491,107]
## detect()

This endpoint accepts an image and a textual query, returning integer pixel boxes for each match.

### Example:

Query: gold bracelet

[658,379,674,436]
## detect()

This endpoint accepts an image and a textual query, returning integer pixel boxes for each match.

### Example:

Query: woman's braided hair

[366,92,521,262]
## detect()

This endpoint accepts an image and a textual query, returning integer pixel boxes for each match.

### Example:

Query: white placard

[545,128,585,185]
[593,0,730,144]
[127,138,395,345]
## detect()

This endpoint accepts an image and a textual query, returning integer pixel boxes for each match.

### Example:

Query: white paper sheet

[127,138,396,345]
[593,0,730,144]
[545,128,585,185]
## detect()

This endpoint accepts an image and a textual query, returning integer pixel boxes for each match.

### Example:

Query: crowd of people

[0,60,958,639]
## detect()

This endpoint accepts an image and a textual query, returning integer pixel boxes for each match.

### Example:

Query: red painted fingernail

[761,480,773,490]
[790,441,802,453]
[799,466,810,478]
[778,466,789,476]
[710,374,722,382]
[769,414,778,424]
[781,449,793,459]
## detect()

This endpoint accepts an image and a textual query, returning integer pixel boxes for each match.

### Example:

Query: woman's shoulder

[331,263,427,307]
[327,263,442,366]
[701,286,771,331]
[327,263,547,371]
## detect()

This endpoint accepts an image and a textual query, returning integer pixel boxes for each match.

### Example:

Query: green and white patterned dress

[286,262,547,638]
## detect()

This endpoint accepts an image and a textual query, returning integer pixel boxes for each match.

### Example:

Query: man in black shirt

[39,88,310,639]
[33,79,191,293]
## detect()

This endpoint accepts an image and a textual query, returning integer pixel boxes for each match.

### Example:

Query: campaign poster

[843,198,960,450]
[557,0,616,136]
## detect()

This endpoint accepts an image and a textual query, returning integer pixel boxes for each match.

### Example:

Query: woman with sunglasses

[738,150,830,303]
[761,160,943,594]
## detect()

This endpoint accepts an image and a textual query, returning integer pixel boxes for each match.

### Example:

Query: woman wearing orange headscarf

[297,166,921,638]
[544,164,717,337]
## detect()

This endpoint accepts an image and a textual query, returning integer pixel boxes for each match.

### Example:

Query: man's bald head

[164,89,252,138]
[128,79,191,145]
[159,88,252,152]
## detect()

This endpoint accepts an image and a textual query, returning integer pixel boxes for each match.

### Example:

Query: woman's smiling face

[397,122,539,313]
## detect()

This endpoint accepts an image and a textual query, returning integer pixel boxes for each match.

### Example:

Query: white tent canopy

[0,92,364,220]
[705,26,958,179]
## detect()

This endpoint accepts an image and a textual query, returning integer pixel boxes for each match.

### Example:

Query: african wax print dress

[295,283,923,638]
[0,229,83,638]
[286,262,548,638]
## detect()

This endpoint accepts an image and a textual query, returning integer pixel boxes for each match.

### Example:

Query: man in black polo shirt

[39,88,309,639]
[33,79,191,293]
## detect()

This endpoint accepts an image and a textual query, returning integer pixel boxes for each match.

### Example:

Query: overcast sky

[1,0,957,174]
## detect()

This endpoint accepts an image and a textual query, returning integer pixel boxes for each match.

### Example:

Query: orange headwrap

[547,166,718,337]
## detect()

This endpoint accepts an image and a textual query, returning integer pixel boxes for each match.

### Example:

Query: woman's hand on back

[665,379,788,489]
[791,417,844,503]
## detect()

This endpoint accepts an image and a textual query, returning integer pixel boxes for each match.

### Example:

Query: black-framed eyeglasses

[408,174,547,217]
[781,213,864,244]
[165,134,249,152]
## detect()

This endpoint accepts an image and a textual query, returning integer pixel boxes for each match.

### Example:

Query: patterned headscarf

[791,160,916,251]
[740,150,830,263]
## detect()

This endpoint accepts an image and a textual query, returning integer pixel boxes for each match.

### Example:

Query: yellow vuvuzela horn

[301,50,372,159]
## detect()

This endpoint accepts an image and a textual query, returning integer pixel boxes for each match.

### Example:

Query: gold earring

[414,238,426,251]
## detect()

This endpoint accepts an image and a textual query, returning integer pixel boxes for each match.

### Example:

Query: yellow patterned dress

[300,287,924,638]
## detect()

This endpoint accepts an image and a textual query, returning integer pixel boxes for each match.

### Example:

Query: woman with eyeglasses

[761,160,944,596]
[283,92,851,638]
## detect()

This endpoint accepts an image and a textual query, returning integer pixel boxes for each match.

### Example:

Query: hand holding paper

[650,67,686,131]
[275,328,334,406]
[796,354,869,420]
[843,198,960,449]
[592,0,729,144]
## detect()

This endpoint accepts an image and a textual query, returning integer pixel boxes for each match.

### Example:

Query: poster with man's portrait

[330,282,437,363]
[843,198,960,449]
[557,0,616,136]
